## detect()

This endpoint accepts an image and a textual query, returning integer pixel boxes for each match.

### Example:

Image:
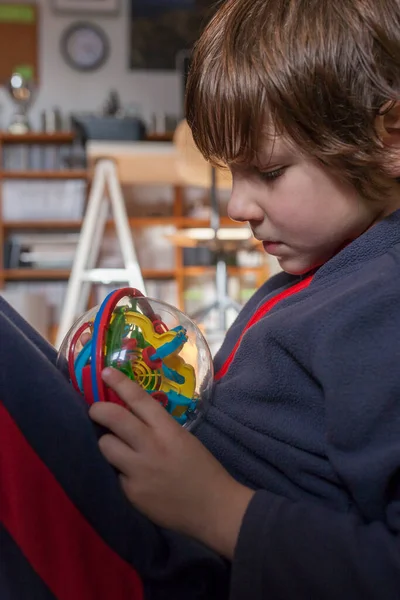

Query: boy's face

[228,136,399,275]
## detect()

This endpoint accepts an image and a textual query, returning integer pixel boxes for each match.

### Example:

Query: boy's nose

[227,184,265,224]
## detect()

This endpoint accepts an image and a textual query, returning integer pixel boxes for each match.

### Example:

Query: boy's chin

[278,256,319,276]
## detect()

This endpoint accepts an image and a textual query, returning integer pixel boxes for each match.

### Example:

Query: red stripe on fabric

[0,401,143,600]
[215,275,314,381]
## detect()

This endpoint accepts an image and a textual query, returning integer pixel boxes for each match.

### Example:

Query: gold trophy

[7,72,36,134]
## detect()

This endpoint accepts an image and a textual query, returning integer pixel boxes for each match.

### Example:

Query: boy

[2,0,400,598]
[90,0,400,597]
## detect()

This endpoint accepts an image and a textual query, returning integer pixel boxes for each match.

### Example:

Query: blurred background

[0,0,279,354]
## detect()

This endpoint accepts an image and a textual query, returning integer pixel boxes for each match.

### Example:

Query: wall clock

[61,22,110,72]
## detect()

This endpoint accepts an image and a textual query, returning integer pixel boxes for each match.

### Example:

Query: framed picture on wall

[53,0,120,15]
[129,0,218,71]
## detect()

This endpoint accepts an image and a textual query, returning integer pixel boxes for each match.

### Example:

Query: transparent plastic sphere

[57,288,213,427]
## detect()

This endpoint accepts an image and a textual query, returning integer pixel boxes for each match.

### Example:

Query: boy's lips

[262,241,283,255]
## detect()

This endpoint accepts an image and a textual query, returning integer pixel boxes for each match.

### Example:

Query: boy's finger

[101,368,166,426]
[98,433,137,476]
[89,402,147,450]
[74,333,92,361]
[80,332,92,346]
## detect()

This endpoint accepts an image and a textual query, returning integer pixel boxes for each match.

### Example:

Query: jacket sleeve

[230,277,400,600]
[0,295,58,365]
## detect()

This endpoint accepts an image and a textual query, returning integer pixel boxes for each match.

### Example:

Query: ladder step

[81,269,135,283]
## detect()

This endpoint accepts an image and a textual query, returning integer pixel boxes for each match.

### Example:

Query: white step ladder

[55,159,146,348]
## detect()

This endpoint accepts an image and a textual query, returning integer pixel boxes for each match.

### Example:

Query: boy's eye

[257,167,286,182]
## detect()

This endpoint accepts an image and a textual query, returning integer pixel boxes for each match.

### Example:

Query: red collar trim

[214,274,314,381]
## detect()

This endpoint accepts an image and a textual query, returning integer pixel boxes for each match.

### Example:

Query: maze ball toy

[57,288,213,426]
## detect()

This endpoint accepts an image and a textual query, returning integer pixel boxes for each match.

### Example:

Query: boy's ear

[375,100,400,176]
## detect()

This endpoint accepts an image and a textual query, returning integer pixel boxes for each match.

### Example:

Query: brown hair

[186,0,400,202]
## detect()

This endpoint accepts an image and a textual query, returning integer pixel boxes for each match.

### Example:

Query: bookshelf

[2,170,88,180]
[0,132,88,292]
[0,134,269,343]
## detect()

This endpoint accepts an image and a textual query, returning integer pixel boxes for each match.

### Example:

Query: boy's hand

[89,368,254,559]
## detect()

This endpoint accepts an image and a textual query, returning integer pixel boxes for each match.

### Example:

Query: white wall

[0,0,182,130]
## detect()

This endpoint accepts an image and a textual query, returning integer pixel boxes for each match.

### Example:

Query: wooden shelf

[129,216,244,227]
[143,269,176,279]
[4,218,176,230]
[128,217,242,228]
[5,269,71,281]
[0,130,172,145]
[4,268,176,281]
[3,218,177,230]
[1,131,175,145]
[128,217,179,227]
[0,132,75,144]
[1,170,88,180]
[4,266,265,281]
[145,132,174,142]
[182,266,266,276]
[3,220,83,230]
[3,216,243,230]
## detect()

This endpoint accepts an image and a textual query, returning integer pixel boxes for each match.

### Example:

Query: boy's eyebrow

[230,152,289,171]
[227,136,293,170]
[252,134,292,165]
[254,146,293,169]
